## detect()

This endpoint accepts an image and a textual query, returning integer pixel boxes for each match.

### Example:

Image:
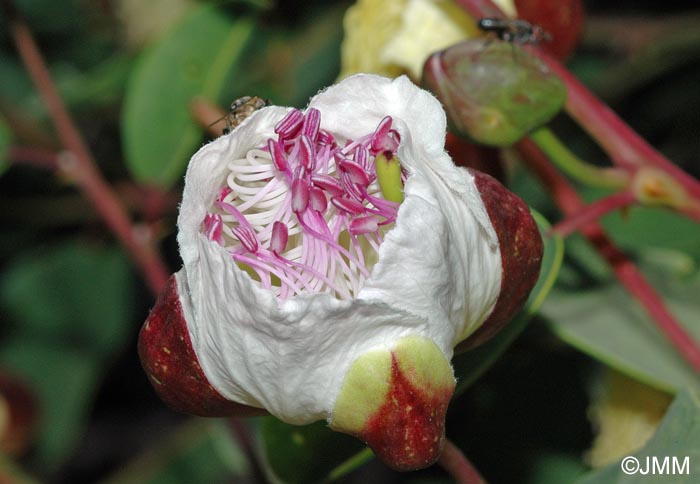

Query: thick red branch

[3,1,169,295]
[518,139,700,371]
[455,0,700,202]
[551,190,636,238]
[438,439,489,484]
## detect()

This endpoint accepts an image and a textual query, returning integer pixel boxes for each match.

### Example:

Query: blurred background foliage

[0,0,698,483]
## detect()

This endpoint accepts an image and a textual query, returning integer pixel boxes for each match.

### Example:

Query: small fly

[221,96,270,135]
[477,18,551,46]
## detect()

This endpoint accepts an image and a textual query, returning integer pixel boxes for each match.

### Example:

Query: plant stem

[529,128,629,189]
[438,439,488,484]
[455,0,700,203]
[323,447,374,483]
[228,419,266,483]
[518,138,700,371]
[2,0,169,295]
[529,48,700,201]
[8,146,60,170]
[550,190,636,238]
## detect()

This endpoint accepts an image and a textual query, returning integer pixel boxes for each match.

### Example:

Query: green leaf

[102,419,248,484]
[579,186,700,261]
[0,114,11,176]
[453,210,564,394]
[0,343,100,471]
[0,454,41,484]
[542,261,700,394]
[523,452,588,484]
[0,243,132,356]
[0,243,133,470]
[122,5,254,187]
[224,5,345,108]
[257,418,367,484]
[601,206,700,262]
[56,54,133,110]
[575,390,700,484]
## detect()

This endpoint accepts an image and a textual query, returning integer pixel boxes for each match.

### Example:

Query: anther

[338,159,370,186]
[311,174,345,197]
[349,215,379,235]
[331,197,365,215]
[292,178,310,212]
[302,108,321,143]
[268,139,289,173]
[270,221,289,253]
[309,187,328,212]
[274,109,304,140]
[232,226,259,253]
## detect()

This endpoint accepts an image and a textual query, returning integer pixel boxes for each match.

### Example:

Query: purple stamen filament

[202,111,402,300]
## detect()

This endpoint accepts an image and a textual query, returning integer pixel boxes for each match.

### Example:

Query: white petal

[176,74,502,424]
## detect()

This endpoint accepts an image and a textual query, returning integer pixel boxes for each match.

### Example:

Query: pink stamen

[232,226,259,253]
[349,215,379,235]
[339,159,370,186]
[302,108,321,143]
[355,145,370,171]
[203,213,224,245]
[270,221,288,253]
[371,116,401,153]
[275,109,304,140]
[318,129,335,146]
[217,186,233,202]
[309,187,328,212]
[268,139,289,173]
[299,135,315,170]
[292,178,310,212]
[311,174,345,197]
[340,172,364,201]
[207,109,404,300]
[331,196,365,215]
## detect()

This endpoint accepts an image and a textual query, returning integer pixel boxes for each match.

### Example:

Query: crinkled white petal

[176,74,501,424]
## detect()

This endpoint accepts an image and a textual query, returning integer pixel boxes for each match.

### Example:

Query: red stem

[229,419,266,483]
[530,49,700,200]
[8,145,60,169]
[518,138,700,371]
[3,1,169,295]
[455,0,700,202]
[438,439,489,484]
[550,190,636,238]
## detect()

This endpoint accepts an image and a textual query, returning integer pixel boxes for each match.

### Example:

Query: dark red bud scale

[456,169,543,351]
[138,276,265,418]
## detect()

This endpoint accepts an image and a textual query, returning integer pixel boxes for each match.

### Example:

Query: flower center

[202,108,404,300]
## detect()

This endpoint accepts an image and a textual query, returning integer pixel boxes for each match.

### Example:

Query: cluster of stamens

[202,108,403,300]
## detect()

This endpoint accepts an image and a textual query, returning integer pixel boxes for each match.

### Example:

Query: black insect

[222,96,270,135]
[477,18,551,45]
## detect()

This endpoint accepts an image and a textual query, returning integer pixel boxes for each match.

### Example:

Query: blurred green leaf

[56,54,133,110]
[0,454,41,484]
[1,243,131,355]
[523,452,588,484]
[542,258,700,394]
[0,243,133,470]
[453,211,564,394]
[122,5,254,187]
[102,419,248,484]
[0,115,11,176]
[575,389,700,484]
[0,343,99,470]
[580,187,700,261]
[225,4,345,108]
[258,418,367,484]
[601,206,700,262]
